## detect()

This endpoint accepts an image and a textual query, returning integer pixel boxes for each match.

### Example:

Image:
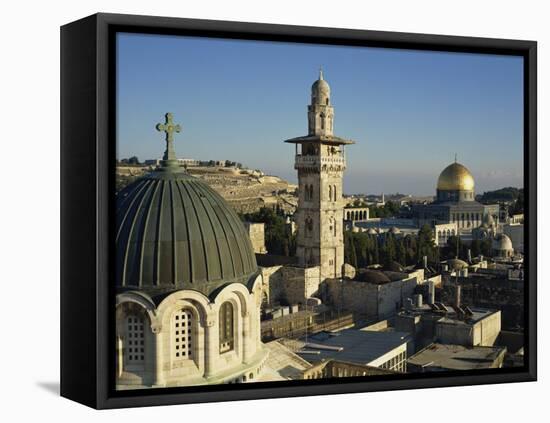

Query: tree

[127,156,140,165]
[417,224,438,264]
[471,239,481,258]
[480,239,492,257]
[241,207,296,256]
[344,231,358,268]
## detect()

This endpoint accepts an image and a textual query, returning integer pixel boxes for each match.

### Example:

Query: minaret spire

[454,153,458,163]
[319,66,324,80]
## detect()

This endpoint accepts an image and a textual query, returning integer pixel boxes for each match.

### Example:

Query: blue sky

[117,33,524,196]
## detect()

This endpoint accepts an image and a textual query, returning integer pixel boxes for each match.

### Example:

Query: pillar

[242,312,253,364]
[153,331,165,386]
[204,318,218,378]
[116,336,123,378]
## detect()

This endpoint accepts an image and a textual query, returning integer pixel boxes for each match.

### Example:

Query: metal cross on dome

[156,112,181,142]
[156,112,182,165]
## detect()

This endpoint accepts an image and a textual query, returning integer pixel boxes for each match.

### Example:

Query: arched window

[219,302,234,353]
[328,185,332,201]
[305,216,313,237]
[126,315,145,364]
[333,185,337,201]
[172,309,193,361]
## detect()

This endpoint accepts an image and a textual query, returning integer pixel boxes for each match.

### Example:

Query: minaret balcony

[295,154,346,170]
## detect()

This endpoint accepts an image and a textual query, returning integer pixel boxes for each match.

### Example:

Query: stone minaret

[285,70,355,281]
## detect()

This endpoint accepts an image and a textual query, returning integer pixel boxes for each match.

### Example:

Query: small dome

[492,234,513,252]
[311,69,330,104]
[386,261,404,272]
[354,269,391,284]
[446,259,469,271]
[437,162,475,191]
[367,227,377,235]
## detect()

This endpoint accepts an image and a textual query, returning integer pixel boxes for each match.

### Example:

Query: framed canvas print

[60,13,537,409]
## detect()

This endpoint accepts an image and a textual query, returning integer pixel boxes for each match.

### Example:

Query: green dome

[115,167,257,296]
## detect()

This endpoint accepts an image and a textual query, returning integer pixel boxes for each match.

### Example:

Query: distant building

[323,268,427,321]
[344,206,369,222]
[395,301,502,353]
[244,222,267,254]
[291,329,410,373]
[413,160,499,234]
[144,157,200,167]
[436,309,501,347]
[407,343,506,372]
[503,222,524,254]
[434,222,458,246]
[510,213,524,224]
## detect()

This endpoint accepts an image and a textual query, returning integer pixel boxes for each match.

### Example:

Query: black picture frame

[61,12,537,409]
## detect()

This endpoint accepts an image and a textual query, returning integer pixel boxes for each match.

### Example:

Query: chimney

[427,280,435,305]
[454,284,462,310]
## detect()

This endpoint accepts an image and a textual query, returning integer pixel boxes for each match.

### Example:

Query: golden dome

[437,162,475,191]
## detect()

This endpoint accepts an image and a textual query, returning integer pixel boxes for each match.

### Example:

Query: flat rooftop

[399,305,498,326]
[437,308,498,326]
[408,343,506,371]
[293,329,410,365]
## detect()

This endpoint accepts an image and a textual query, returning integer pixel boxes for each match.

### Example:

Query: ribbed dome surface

[115,168,257,295]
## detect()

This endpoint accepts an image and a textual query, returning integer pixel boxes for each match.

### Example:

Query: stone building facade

[244,222,267,254]
[322,270,423,321]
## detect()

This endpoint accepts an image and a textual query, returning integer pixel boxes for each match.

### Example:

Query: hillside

[116,164,297,214]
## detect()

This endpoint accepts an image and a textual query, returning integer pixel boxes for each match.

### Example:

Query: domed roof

[115,114,257,296]
[445,258,469,270]
[492,234,513,251]
[367,227,378,235]
[311,69,330,103]
[437,162,475,191]
[354,269,391,284]
[386,261,404,272]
